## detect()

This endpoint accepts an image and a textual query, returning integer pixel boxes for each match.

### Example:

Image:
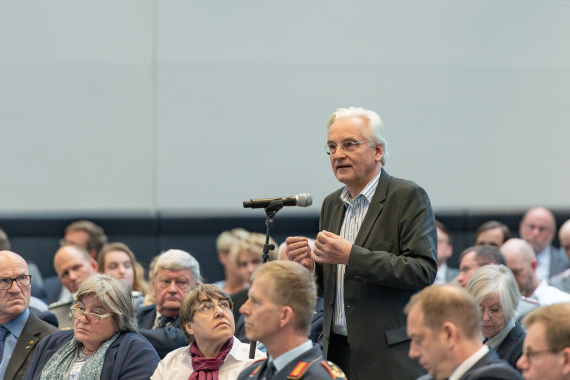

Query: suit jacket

[4,312,59,380]
[549,269,570,294]
[136,304,188,359]
[417,349,522,380]
[43,276,63,306]
[316,169,438,380]
[237,344,344,380]
[495,323,525,371]
[549,246,570,278]
[22,329,160,380]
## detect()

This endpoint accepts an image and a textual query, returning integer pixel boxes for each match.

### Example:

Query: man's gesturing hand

[285,236,314,272]
[313,230,351,265]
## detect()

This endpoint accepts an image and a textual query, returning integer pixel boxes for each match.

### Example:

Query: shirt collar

[2,307,30,339]
[269,340,313,372]
[339,170,381,205]
[449,345,489,380]
[485,318,515,349]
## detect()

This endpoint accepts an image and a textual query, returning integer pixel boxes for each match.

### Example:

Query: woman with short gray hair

[466,264,525,370]
[23,274,160,380]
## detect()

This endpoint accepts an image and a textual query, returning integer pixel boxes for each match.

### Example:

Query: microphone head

[295,193,313,207]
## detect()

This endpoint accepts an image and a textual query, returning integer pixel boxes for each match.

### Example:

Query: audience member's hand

[286,236,314,271]
[313,230,351,265]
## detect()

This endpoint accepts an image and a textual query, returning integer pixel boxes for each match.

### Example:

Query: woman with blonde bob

[152,284,264,380]
[97,242,151,308]
[465,264,525,370]
[23,274,160,380]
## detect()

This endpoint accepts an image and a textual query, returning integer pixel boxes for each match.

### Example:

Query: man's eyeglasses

[194,300,233,316]
[0,275,32,290]
[521,347,563,360]
[70,305,114,324]
[325,141,369,155]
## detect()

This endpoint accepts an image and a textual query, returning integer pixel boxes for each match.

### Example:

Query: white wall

[1,1,569,215]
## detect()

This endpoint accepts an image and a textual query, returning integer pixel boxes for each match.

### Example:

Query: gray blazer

[4,312,58,380]
[549,246,570,278]
[316,169,438,380]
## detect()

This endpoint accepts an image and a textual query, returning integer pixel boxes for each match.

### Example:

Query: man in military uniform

[238,261,344,380]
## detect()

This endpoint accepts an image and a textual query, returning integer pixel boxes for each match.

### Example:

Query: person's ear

[185,322,194,336]
[279,306,295,329]
[561,347,570,376]
[91,259,99,272]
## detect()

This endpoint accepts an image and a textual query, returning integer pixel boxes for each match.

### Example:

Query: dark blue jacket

[22,329,160,380]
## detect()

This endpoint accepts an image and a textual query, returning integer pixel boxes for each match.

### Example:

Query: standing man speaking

[287,107,437,380]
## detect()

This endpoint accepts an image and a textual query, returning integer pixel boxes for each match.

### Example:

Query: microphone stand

[248,199,283,359]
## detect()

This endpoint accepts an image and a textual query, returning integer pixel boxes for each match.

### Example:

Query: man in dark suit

[517,303,570,380]
[238,261,344,380]
[136,249,200,358]
[519,207,570,280]
[406,285,522,380]
[435,221,460,284]
[287,107,437,380]
[0,250,58,380]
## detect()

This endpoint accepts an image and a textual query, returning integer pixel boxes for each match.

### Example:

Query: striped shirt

[332,170,381,335]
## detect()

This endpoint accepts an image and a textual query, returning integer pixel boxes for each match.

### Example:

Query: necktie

[0,326,8,365]
[483,337,490,344]
[265,362,276,380]
[156,315,175,329]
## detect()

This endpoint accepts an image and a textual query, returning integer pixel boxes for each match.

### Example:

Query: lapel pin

[29,341,34,344]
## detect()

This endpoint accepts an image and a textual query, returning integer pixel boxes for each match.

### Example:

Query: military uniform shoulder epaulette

[48,299,74,309]
[249,359,267,377]
[319,361,346,379]
[520,296,539,305]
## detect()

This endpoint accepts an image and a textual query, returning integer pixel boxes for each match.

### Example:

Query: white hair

[151,249,200,284]
[465,264,520,321]
[327,107,389,165]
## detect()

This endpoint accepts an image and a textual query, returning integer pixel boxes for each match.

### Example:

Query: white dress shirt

[448,345,490,380]
[532,279,570,305]
[434,264,448,285]
[151,336,266,380]
[535,246,551,281]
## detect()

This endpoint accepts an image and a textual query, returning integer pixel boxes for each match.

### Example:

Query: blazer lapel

[329,200,345,235]
[4,313,41,380]
[354,169,390,248]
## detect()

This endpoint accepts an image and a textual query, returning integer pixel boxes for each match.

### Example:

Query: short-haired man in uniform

[238,261,345,380]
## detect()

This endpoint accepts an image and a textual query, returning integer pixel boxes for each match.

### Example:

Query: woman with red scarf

[151,284,265,380]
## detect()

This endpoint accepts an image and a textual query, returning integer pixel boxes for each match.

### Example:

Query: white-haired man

[137,249,200,358]
[501,239,570,305]
[286,107,437,380]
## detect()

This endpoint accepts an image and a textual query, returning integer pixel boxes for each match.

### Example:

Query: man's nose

[168,280,178,292]
[8,280,21,293]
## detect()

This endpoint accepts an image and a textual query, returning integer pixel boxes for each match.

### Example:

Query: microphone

[243,193,313,209]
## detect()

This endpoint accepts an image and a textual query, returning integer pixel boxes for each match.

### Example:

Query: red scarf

[189,337,234,380]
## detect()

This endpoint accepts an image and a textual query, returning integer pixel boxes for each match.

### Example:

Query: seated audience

[44,220,108,304]
[475,221,512,247]
[501,239,570,305]
[519,207,570,280]
[0,251,58,380]
[457,245,507,288]
[152,284,264,380]
[212,229,249,295]
[137,249,200,358]
[435,221,459,284]
[49,244,99,328]
[229,233,277,323]
[549,220,570,293]
[23,274,160,380]
[97,242,150,308]
[405,285,522,380]
[517,303,570,380]
[238,261,345,380]
[466,265,525,370]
